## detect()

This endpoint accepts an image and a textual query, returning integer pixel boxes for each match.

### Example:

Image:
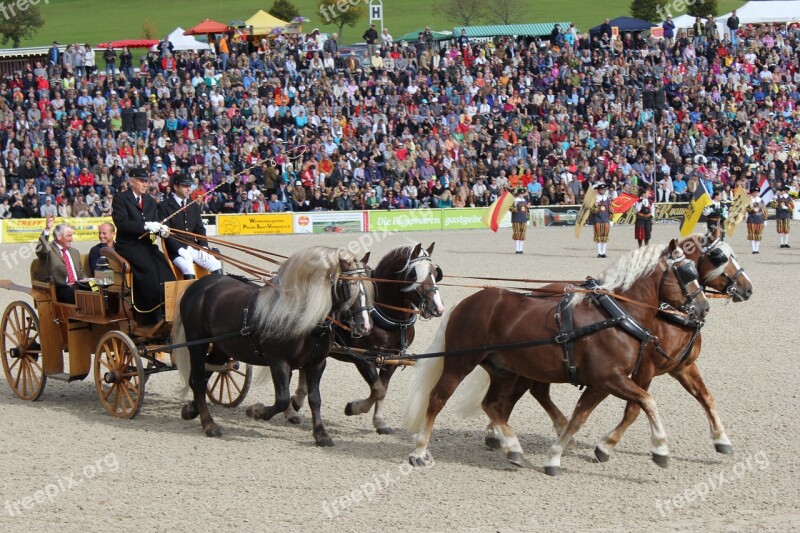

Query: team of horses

[170,233,752,475]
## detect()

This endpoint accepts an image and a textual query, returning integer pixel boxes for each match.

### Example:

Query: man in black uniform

[112,168,176,325]
[158,172,221,279]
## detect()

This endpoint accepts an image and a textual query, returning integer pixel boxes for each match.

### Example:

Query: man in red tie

[35,215,85,304]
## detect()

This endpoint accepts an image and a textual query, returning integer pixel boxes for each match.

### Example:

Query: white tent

[163,27,210,51]
[717,1,800,26]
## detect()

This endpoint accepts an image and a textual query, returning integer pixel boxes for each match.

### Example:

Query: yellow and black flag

[680,181,712,237]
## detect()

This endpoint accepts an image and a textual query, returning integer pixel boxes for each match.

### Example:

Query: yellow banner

[2,217,112,244]
[217,214,293,236]
[680,185,712,237]
[725,187,750,236]
[575,185,596,238]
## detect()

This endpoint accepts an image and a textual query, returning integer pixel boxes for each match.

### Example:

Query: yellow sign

[725,187,750,236]
[217,214,293,236]
[680,185,712,237]
[2,217,112,244]
[575,185,596,238]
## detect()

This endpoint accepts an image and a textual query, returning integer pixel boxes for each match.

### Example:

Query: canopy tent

[589,16,655,35]
[245,10,289,35]
[183,19,229,36]
[161,27,210,51]
[454,23,571,38]
[717,0,800,25]
[396,28,452,42]
[97,39,159,49]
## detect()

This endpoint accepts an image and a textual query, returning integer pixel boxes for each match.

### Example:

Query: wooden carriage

[1,248,251,419]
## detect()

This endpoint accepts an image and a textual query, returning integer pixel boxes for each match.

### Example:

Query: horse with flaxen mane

[404,238,712,474]
[455,235,753,474]
[173,246,374,445]
[280,243,445,434]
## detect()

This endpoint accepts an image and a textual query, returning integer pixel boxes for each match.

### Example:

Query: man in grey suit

[35,215,85,304]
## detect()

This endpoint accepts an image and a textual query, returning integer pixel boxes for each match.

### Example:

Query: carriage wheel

[1,301,46,401]
[206,360,252,408]
[94,331,145,419]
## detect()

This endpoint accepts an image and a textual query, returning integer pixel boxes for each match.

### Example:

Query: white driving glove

[144,221,161,234]
[158,225,170,239]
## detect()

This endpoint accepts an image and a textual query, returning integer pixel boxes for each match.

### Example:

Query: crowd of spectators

[1,17,800,221]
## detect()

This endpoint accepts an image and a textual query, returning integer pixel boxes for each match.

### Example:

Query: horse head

[403,242,445,319]
[660,239,711,321]
[334,251,374,338]
[681,234,753,302]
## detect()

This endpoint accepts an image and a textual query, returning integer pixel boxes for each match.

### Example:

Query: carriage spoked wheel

[1,301,46,401]
[93,331,145,419]
[206,360,252,408]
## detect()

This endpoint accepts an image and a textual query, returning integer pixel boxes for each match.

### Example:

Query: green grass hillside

[20,0,746,47]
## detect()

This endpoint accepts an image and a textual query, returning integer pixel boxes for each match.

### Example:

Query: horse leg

[370,365,398,434]
[602,374,671,468]
[671,362,733,455]
[409,364,476,467]
[544,387,609,476]
[303,357,333,447]
[529,381,571,438]
[283,369,308,425]
[245,361,292,422]
[595,362,657,463]
[185,344,221,437]
[483,374,529,451]
[481,371,527,466]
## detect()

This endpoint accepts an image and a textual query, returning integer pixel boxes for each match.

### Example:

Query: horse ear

[668,238,678,253]
[360,252,370,265]
[412,243,422,257]
[426,242,435,256]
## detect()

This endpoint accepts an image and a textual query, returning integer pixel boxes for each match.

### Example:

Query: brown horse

[404,239,710,473]
[172,247,374,445]
[280,243,445,434]
[463,235,752,471]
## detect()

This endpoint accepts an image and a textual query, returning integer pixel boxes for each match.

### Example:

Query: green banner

[368,210,442,232]
[441,208,487,230]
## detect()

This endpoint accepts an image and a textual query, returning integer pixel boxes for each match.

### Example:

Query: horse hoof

[595,447,610,463]
[714,443,734,455]
[507,451,524,466]
[315,436,334,447]
[485,436,502,450]
[408,454,433,467]
[376,426,395,435]
[245,404,262,419]
[544,466,560,476]
[291,397,303,412]
[181,403,199,420]
[204,425,222,438]
[344,403,355,416]
[652,453,669,468]
[287,415,301,425]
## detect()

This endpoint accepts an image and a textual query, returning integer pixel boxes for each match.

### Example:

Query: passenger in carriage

[35,215,85,304]
[158,172,221,279]
[112,167,176,325]
[88,222,116,273]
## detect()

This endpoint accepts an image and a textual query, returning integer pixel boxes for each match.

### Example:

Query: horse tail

[453,367,491,418]
[171,307,191,399]
[403,310,450,433]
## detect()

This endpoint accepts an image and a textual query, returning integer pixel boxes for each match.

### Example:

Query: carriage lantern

[94,257,114,288]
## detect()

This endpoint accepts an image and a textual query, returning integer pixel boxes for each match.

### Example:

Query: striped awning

[454,23,572,38]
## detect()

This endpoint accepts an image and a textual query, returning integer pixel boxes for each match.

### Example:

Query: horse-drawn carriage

[1,247,251,418]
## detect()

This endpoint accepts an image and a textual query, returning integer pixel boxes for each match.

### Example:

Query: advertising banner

[1,217,111,244]
[368,210,442,232]
[201,215,217,236]
[217,214,293,236]
[441,208,489,230]
[293,212,366,234]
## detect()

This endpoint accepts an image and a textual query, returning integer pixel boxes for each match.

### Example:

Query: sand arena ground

[0,224,797,532]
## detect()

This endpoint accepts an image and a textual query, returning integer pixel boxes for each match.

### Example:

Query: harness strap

[556,293,579,386]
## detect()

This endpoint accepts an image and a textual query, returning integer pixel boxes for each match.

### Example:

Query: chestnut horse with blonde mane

[405,238,712,474]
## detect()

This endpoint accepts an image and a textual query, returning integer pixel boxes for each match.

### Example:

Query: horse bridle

[406,256,443,318]
[334,266,372,336]
[658,252,706,320]
[699,239,746,298]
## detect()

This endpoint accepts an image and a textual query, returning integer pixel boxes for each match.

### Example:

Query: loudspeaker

[121,109,134,132]
[134,112,147,132]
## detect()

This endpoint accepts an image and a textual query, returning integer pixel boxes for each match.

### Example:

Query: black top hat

[128,167,148,179]
[779,185,791,192]
[172,172,193,187]
[749,185,760,193]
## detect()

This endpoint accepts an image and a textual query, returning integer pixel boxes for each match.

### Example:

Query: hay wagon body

[1,248,251,418]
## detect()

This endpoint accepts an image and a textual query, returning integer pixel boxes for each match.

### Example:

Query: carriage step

[47,372,88,382]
